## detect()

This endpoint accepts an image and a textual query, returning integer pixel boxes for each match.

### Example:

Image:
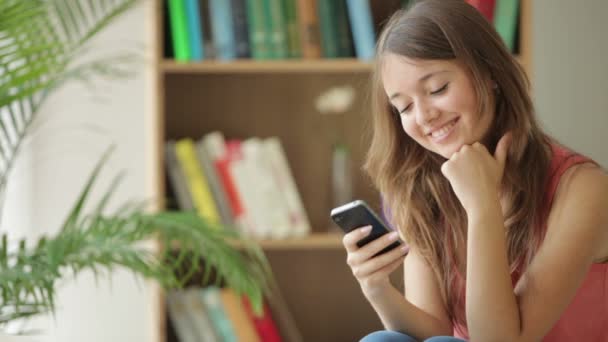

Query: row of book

[165,0,521,62]
[164,0,409,61]
[165,132,312,239]
[466,0,521,52]
[167,287,294,342]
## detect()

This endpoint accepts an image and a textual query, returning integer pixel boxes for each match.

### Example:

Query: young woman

[341,1,608,341]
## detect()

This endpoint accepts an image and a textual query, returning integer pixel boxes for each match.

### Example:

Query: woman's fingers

[352,243,407,278]
[342,225,372,253]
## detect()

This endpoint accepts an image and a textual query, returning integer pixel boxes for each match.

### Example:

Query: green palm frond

[0,148,272,324]
[0,0,139,197]
[0,0,273,328]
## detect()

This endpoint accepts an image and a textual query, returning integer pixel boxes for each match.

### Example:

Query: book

[200,287,238,342]
[317,0,339,58]
[246,0,271,59]
[182,289,221,341]
[196,138,234,227]
[231,0,251,58]
[264,0,289,59]
[283,0,302,58]
[334,0,355,57]
[242,296,283,342]
[166,291,198,342]
[493,0,520,52]
[184,0,204,60]
[346,0,376,60]
[261,137,311,237]
[241,138,292,239]
[220,288,261,342]
[165,141,194,210]
[167,0,191,61]
[296,0,321,58]
[209,0,237,60]
[466,0,496,23]
[174,138,221,225]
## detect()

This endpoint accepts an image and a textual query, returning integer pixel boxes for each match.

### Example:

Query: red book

[242,296,283,342]
[466,0,496,22]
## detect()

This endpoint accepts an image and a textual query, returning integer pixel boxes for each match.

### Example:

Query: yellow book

[175,138,221,225]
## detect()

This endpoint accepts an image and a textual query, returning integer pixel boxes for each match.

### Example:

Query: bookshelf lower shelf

[252,232,344,250]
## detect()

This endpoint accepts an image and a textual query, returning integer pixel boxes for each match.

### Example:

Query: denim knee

[360,330,419,342]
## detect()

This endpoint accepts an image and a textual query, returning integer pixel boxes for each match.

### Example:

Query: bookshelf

[149,0,532,341]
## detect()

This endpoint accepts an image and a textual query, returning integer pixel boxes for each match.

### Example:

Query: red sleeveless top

[454,144,608,341]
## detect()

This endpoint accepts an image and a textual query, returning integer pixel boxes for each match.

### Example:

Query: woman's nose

[415,101,440,126]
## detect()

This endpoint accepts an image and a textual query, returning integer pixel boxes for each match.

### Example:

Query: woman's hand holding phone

[342,225,409,299]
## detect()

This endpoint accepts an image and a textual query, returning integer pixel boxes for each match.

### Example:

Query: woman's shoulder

[546,146,608,261]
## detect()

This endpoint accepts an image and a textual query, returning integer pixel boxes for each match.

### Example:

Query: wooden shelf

[248,232,343,250]
[161,55,525,74]
[161,59,373,74]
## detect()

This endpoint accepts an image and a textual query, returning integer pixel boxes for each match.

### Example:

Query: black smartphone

[330,200,402,255]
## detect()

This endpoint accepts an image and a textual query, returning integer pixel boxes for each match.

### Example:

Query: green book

[317,0,339,58]
[264,0,289,59]
[246,0,270,59]
[494,0,520,52]
[283,0,301,58]
[167,0,191,61]
[334,0,354,57]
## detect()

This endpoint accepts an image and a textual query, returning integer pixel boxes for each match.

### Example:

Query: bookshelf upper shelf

[161,56,524,74]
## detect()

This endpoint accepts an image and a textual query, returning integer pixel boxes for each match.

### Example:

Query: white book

[182,289,220,342]
[241,138,292,239]
[166,291,199,342]
[262,137,312,237]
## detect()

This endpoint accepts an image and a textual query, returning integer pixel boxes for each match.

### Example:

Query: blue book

[200,287,237,342]
[346,0,376,60]
[209,0,237,60]
[184,0,204,60]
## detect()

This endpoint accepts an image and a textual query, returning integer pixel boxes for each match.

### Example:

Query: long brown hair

[364,0,552,327]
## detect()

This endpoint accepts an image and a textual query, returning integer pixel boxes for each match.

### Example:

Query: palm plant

[0,0,270,329]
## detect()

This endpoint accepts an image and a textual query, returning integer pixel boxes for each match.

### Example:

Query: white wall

[2,2,156,341]
[533,0,608,167]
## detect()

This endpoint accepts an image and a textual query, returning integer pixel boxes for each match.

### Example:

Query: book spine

[317,0,339,58]
[165,141,195,210]
[183,289,221,341]
[296,0,321,58]
[231,0,251,58]
[246,0,271,59]
[220,289,261,342]
[200,0,216,59]
[334,0,355,57]
[209,0,237,60]
[184,0,204,60]
[345,0,376,60]
[265,0,289,59]
[175,138,221,225]
[201,287,238,342]
[167,0,191,61]
[283,0,301,58]
[493,0,519,52]
[196,140,234,227]
[242,296,283,342]
[166,291,199,342]
[262,138,311,237]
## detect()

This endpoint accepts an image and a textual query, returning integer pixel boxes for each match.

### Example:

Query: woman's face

[381,53,494,159]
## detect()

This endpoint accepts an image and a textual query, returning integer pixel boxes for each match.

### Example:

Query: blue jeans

[360,330,467,342]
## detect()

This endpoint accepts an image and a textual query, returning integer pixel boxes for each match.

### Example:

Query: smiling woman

[337,0,608,341]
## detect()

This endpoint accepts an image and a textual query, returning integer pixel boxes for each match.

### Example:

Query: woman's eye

[430,83,449,95]
[399,104,412,114]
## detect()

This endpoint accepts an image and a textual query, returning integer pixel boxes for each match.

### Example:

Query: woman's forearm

[466,200,521,341]
[365,285,453,340]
